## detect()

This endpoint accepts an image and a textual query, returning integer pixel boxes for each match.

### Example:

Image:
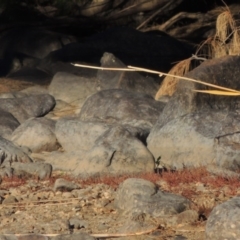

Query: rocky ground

[0,166,239,240]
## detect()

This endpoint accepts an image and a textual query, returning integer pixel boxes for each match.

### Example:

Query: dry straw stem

[2,225,160,239]
[73,63,240,96]
[155,57,192,100]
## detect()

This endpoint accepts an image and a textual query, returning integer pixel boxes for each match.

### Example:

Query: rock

[48,72,98,109]
[205,196,240,240]
[2,196,18,205]
[11,117,59,153]
[114,178,190,217]
[148,55,240,170]
[41,121,155,177]
[147,109,240,171]
[97,53,158,97]
[0,136,32,166]
[79,89,165,135]
[11,162,52,180]
[154,55,240,126]
[55,119,109,152]
[0,109,20,139]
[116,213,158,240]
[0,94,56,123]
[53,178,80,192]
[68,217,88,229]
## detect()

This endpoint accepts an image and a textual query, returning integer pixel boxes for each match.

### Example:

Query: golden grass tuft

[155,57,192,100]
[0,78,34,93]
[155,4,240,99]
[211,5,240,57]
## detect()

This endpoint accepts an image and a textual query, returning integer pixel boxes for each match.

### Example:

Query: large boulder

[79,89,165,136]
[11,117,59,153]
[205,196,240,240]
[0,109,20,139]
[114,178,191,217]
[147,55,240,171]
[0,94,56,123]
[0,136,32,167]
[48,72,98,109]
[43,119,155,176]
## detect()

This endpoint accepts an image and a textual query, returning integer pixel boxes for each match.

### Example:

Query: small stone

[2,196,18,205]
[68,217,88,229]
[53,178,80,192]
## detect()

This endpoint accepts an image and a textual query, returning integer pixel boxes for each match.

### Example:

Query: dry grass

[155,57,192,100]
[155,4,240,98]
[0,78,34,93]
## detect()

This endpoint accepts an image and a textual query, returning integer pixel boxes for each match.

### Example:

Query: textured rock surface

[0,136,32,166]
[0,94,56,123]
[11,117,59,153]
[48,72,98,109]
[114,178,190,217]
[148,110,240,170]
[148,55,240,171]
[97,53,158,97]
[205,196,240,240]
[11,162,52,180]
[41,122,155,177]
[79,89,165,134]
[0,109,20,139]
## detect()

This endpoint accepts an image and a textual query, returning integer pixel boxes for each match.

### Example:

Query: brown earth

[0,167,239,239]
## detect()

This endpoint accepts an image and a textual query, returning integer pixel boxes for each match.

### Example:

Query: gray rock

[0,136,32,166]
[154,55,240,127]
[53,178,79,192]
[55,119,109,152]
[0,109,20,139]
[114,178,190,217]
[11,117,59,153]
[68,217,88,229]
[38,122,154,177]
[2,196,18,205]
[205,196,240,240]
[79,89,165,134]
[147,110,240,170]
[97,53,158,97]
[11,162,52,180]
[0,94,56,123]
[48,72,97,109]
[148,55,240,171]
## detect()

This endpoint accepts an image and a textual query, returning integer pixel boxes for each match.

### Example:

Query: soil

[0,168,239,240]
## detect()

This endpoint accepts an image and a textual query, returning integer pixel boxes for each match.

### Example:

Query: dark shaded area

[0,0,239,78]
